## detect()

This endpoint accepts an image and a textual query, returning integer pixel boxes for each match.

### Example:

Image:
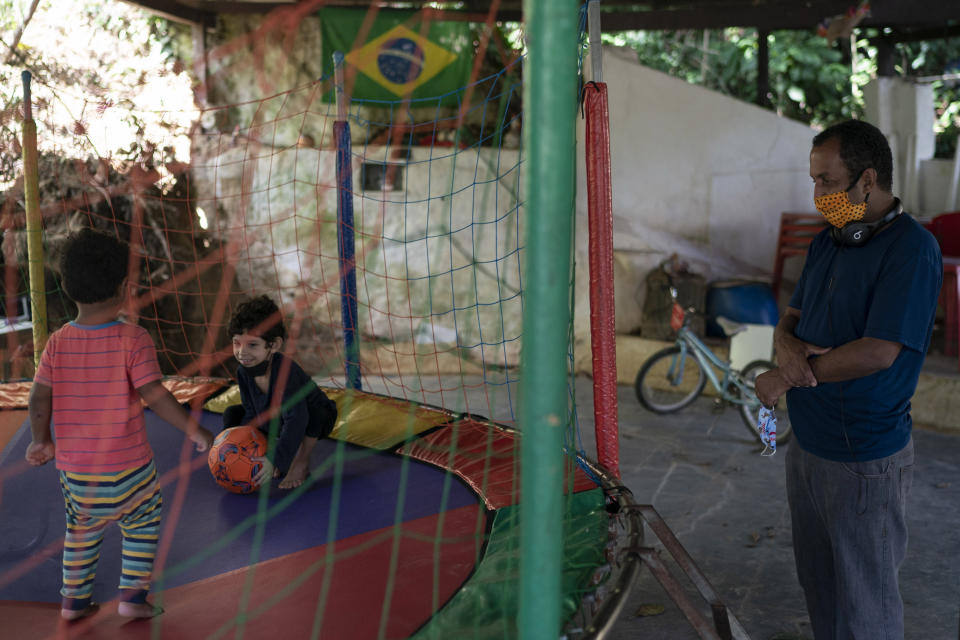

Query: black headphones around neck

[830,199,903,247]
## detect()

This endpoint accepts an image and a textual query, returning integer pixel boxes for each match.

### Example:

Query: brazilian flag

[320,8,474,105]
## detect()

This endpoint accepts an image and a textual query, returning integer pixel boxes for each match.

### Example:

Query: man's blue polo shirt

[786,212,942,462]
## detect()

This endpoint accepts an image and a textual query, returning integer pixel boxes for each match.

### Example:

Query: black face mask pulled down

[240,357,271,377]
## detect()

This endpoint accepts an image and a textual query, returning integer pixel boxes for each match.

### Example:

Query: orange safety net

[0,378,229,410]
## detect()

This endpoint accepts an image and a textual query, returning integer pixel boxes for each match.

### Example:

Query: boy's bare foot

[61,602,99,621]
[118,601,164,619]
[278,462,308,489]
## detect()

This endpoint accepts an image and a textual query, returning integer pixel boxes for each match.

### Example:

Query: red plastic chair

[771,213,828,303]
[943,260,960,366]
[925,212,960,368]
[926,211,960,256]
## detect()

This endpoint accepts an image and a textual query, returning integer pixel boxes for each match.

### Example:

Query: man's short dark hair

[59,228,130,304]
[813,119,894,192]
[228,295,287,343]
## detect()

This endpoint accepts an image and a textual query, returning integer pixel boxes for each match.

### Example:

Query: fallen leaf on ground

[635,604,665,617]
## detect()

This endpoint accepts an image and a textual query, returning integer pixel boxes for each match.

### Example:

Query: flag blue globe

[377,38,425,84]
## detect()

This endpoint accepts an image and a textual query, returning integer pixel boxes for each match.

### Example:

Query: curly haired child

[26,228,213,621]
[224,295,337,489]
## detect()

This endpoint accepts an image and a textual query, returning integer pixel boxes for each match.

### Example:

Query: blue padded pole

[334,51,361,390]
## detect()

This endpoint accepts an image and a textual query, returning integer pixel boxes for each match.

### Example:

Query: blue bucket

[705,281,779,337]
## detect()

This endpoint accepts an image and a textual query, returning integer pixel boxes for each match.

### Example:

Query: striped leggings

[58,460,163,611]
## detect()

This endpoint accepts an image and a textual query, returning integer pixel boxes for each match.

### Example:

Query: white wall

[921,158,960,213]
[198,34,954,373]
[863,77,936,213]
[192,136,526,369]
[863,77,959,216]
[575,46,817,335]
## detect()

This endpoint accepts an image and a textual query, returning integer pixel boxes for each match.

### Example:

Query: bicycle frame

[670,326,757,407]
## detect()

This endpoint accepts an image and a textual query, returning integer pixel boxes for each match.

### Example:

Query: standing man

[756,119,942,639]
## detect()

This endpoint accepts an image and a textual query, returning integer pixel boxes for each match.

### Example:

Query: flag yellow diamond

[344,24,458,96]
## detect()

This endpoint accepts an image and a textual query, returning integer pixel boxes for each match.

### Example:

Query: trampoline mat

[0,408,485,638]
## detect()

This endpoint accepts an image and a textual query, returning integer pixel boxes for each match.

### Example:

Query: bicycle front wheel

[738,359,793,444]
[635,346,706,413]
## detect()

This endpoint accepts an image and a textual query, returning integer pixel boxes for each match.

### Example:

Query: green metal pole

[518,1,579,638]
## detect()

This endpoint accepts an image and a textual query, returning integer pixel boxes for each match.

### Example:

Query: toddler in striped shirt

[26,228,213,621]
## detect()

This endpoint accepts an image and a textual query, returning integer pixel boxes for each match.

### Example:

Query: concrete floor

[574,382,960,640]
[361,350,960,640]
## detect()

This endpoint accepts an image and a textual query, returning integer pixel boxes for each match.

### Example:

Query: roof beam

[883,25,960,43]
[178,0,299,13]
[119,0,960,33]
[124,0,526,21]
[599,1,960,32]
[119,0,216,26]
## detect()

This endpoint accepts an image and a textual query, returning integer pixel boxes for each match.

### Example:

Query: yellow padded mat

[205,385,455,450]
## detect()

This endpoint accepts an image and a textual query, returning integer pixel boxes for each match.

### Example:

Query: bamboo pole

[518,1,579,638]
[21,71,47,366]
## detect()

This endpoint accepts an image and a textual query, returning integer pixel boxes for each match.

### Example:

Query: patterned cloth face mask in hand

[757,407,777,456]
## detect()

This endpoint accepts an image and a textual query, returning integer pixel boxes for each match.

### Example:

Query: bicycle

[633,287,792,445]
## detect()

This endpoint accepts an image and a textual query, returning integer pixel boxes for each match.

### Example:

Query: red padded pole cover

[583,82,619,478]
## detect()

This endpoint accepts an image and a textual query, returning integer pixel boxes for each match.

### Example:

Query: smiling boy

[225,296,337,489]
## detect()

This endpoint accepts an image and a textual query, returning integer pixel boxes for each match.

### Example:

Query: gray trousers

[785,437,914,640]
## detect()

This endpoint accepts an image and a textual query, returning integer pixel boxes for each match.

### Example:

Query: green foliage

[0,0,20,32]
[896,36,960,158]
[768,30,870,125]
[933,83,960,158]
[606,27,959,157]
[604,28,866,125]
[147,15,192,66]
[0,0,193,187]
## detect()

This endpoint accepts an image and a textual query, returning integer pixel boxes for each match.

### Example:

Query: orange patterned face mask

[814,171,867,228]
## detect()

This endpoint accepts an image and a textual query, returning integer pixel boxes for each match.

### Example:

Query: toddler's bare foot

[278,462,308,489]
[61,602,99,621]
[118,601,164,619]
